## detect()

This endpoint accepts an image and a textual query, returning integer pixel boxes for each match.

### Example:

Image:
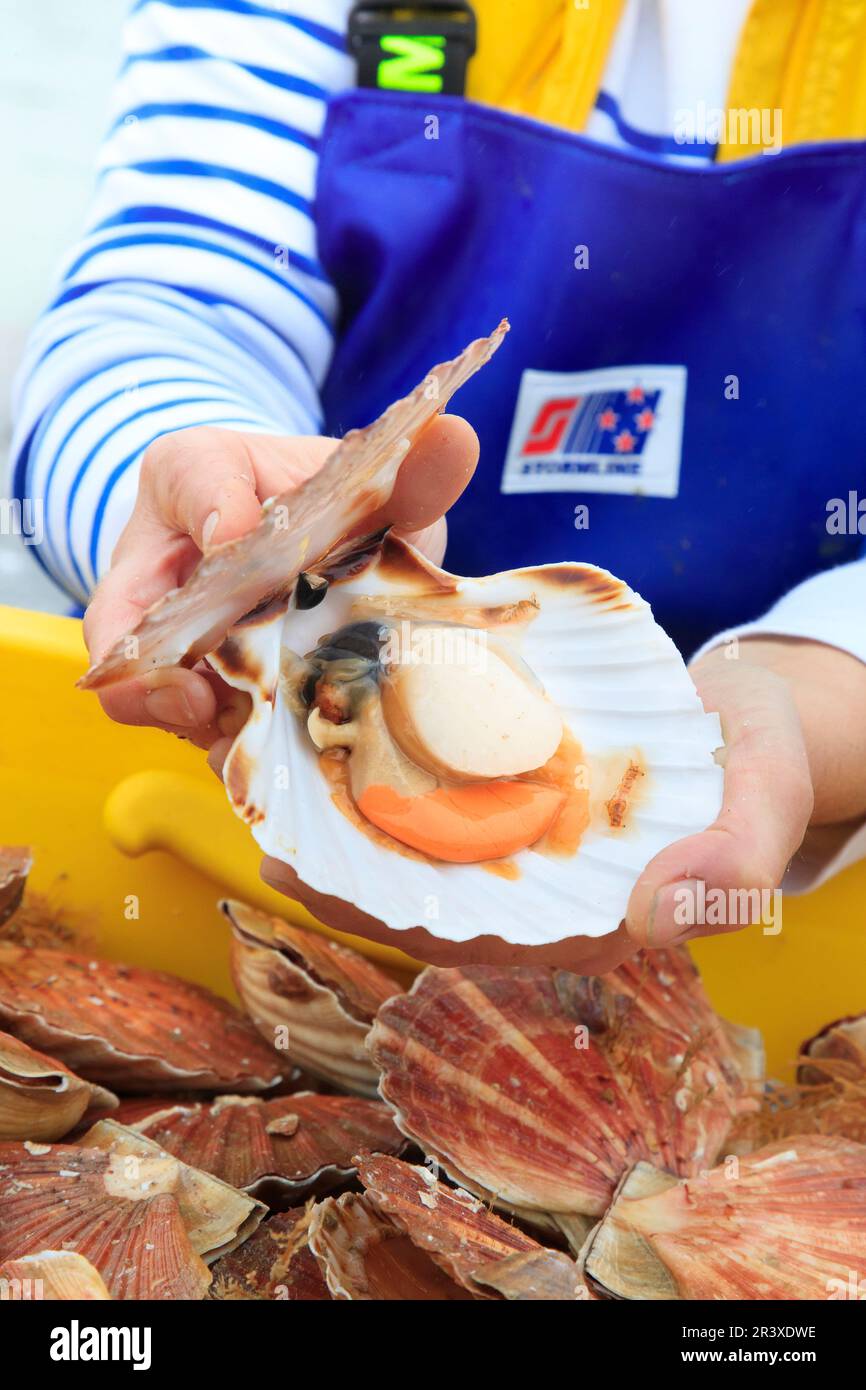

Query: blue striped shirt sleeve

[9,0,354,605]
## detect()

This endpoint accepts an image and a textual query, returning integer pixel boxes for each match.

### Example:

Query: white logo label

[501,364,687,498]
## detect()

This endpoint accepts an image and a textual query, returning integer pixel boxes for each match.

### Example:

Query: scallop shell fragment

[80,322,508,688]
[0,1250,112,1300]
[369,950,763,1245]
[0,847,31,928]
[120,1091,407,1201]
[210,533,724,946]
[0,1029,117,1141]
[356,1153,587,1300]
[800,1012,866,1086]
[224,900,401,1096]
[0,943,285,1093]
[732,1012,866,1150]
[584,1135,866,1300]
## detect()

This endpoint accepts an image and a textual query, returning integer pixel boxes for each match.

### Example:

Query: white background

[0,0,125,611]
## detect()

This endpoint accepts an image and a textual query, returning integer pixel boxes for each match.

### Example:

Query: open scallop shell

[209,1206,331,1301]
[80,323,508,688]
[369,951,763,1245]
[224,900,401,1096]
[356,1153,587,1300]
[584,1135,866,1300]
[309,1191,474,1300]
[0,1250,112,1300]
[0,942,284,1093]
[0,1029,117,1142]
[209,534,723,946]
[119,1091,407,1201]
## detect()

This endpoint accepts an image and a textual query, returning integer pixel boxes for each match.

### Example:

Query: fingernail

[202,509,220,547]
[144,686,197,727]
[647,879,703,947]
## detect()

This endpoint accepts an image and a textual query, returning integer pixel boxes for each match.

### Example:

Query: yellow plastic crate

[1,602,863,1078]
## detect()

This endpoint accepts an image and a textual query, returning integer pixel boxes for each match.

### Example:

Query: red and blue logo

[520,386,661,467]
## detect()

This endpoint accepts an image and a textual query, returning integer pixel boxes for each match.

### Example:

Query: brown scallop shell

[209,1206,330,1301]
[731,1012,866,1151]
[0,942,285,1092]
[119,1091,407,1201]
[0,847,31,928]
[585,1135,866,1300]
[0,1130,235,1298]
[356,1153,587,1300]
[0,1249,112,1300]
[224,900,401,1096]
[78,1119,266,1256]
[800,1012,866,1086]
[0,1029,118,1141]
[309,1192,475,1300]
[368,950,763,1244]
[80,322,508,689]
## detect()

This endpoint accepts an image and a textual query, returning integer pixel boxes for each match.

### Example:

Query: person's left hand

[626,636,866,952]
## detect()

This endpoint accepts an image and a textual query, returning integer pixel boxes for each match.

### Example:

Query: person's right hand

[83,417,480,750]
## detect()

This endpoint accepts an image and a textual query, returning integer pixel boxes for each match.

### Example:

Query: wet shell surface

[224,901,401,1096]
[584,1135,866,1300]
[369,951,763,1239]
[118,1091,407,1201]
[0,942,285,1093]
[210,535,723,946]
[0,1029,117,1142]
[0,1249,112,1300]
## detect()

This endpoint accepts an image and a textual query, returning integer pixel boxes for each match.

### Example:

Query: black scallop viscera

[298,621,389,718]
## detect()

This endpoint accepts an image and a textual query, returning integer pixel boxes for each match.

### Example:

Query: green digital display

[377,34,447,92]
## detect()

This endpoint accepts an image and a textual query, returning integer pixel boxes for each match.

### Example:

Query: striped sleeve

[9,0,354,606]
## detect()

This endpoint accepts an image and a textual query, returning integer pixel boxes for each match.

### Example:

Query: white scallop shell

[210,539,723,947]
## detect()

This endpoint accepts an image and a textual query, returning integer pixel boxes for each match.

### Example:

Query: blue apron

[316,90,866,655]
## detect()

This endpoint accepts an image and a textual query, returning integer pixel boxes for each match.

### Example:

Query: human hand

[215,627,864,976]
[83,417,479,749]
[625,636,866,950]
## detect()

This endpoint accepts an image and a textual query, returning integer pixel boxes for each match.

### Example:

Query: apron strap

[721,0,866,159]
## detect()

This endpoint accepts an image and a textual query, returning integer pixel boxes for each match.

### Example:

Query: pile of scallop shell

[1,846,864,1302]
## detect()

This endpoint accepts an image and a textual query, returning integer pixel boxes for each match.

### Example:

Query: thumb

[624,658,813,949]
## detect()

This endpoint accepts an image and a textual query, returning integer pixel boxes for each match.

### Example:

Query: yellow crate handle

[103,768,420,975]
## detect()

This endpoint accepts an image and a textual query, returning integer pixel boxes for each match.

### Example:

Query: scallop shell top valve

[82,324,724,947]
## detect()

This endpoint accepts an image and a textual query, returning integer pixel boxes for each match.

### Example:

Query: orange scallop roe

[356,780,566,864]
